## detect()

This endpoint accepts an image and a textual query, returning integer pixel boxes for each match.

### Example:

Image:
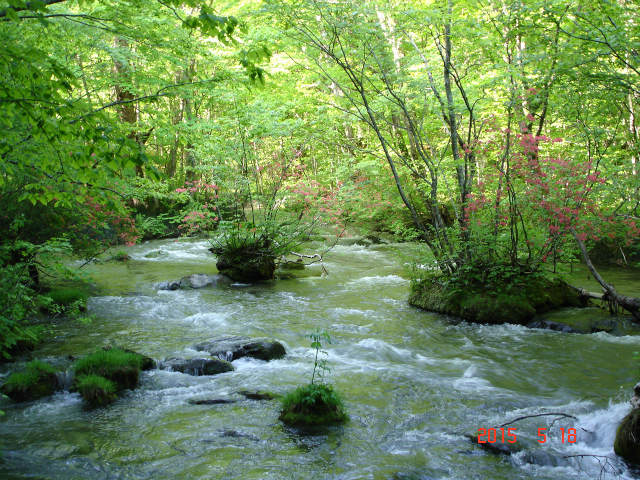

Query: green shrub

[135,213,181,240]
[46,287,89,306]
[279,383,348,426]
[75,374,117,408]
[1,360,58,402]
[0,258,41,360]
[73,348,145,390]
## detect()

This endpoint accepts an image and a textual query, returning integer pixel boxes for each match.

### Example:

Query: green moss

[73,348,146,390]
[615,409,640,465]
[1,360,58,402]
[279,383,348,427]
[75,374,117,408]
[409,272,583,325]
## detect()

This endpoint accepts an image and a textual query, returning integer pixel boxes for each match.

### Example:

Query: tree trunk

[571,228,640,320]
[112,37,144,177]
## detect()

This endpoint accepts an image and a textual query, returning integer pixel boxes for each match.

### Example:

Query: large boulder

[161,357,234,376]
[615,408,640,465]
[614,382,640,466]
[631,382,640,409]
[194,336,286,361]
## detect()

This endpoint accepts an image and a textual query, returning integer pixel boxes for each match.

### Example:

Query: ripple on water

[345,274,409,287]
[129,240,212,262]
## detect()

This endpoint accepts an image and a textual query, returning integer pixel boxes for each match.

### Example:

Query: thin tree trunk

[113,37,144,177]
[571,227,640,320]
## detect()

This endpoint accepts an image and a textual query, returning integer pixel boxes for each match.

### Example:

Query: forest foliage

[0,0,639,356]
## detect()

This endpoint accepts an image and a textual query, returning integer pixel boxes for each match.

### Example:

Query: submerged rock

[219,429,260,441]
[161,358,234,376]
[189,398,237,405]
[155,274,231,291]
[527,319,578,333]
[180,274,230,289]
[238,390,277,401]
[194,336,286,362]
[530,307,640,335]
[466,434,521,456]
[336,236,372,247]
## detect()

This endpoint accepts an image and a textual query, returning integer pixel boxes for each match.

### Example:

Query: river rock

[631,382,640,409]
[162,358,234,376]
[614,408,640,465]
[219,429,260,441]
[155,274,231,291]
[189,398,237,405]
[466,434,521,456]
[337,236,372,247]
[179,274,230,289]
[238,390,277,400]
[194,336,286,361]
[527,319,578,333]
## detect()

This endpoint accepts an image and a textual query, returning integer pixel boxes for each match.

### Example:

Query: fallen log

[568,285,604,302]
[571,228,640,321]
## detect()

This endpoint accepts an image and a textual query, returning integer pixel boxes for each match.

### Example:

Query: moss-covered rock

[73,348,147,390]
[408,274,584,326]
[215,253,276,282]
[279,383,348,427]
[109,250,131,262]
[42,286,90,314]
[1,360,58,402]
[75,374,117,408]
[614,409,640,465]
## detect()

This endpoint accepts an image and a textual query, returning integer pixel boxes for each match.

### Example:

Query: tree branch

[0,0,65,18]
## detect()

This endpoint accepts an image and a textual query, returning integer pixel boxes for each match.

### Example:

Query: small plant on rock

[75,374,117,408]
[279,330,347,427]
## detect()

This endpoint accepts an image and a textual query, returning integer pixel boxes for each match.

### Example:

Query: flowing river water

[1,238,640,480]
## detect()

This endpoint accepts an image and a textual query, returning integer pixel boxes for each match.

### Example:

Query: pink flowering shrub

[173,180,220,236]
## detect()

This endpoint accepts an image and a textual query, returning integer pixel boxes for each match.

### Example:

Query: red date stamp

[477,427,577,444]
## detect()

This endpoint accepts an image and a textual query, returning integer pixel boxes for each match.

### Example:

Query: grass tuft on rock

[73,348,145,390]
[75,374,117,408]
[1,360,58,402]
[279,383,348,427]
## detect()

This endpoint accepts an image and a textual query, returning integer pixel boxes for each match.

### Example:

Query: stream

[1,238,639,479]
